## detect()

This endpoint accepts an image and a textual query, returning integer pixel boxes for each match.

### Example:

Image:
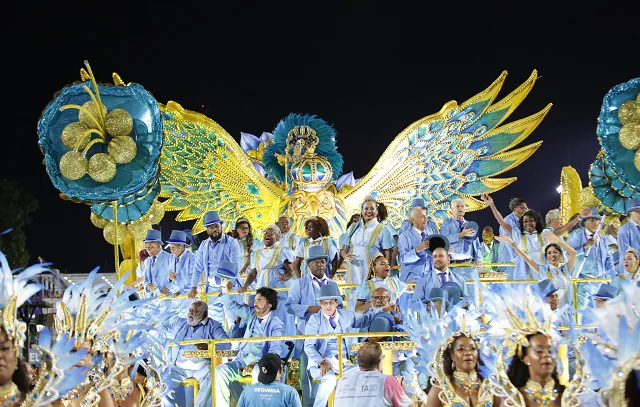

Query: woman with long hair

[495,232,577,306]
[293,216,340,278]
[232,217,262,279]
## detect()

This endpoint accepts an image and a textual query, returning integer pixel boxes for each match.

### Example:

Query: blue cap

[368,312,396,333]
[143,229,163,244]
[316,282,342,302]
[535,279,559,297]
[425,234,450,256]
[423,287,446,303]
[626,198,640,216]
[204,211,223,227]
[167,230,187,245]
[213,261,238,281]
[594,284,619,300]
[581,207,601,226]
[411,198,426,209]
[306,245,329,264]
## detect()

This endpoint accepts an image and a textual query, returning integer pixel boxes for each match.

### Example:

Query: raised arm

[545,232,578,272]
[481,194,512,236]
[494,235,539,272]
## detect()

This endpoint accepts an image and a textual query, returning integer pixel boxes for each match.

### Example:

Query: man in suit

[139,229,173,296]
[397,205,433,283]
[304,282,380,407]
[215,283,285,407]
[412,247,468,309]
[166,230,197,317]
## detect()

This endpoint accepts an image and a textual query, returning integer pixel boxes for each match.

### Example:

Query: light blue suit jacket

[286,274,332,333]
[168,249,196,294]
[411,267,468,309]
[498,212,520,273]
[303,308,379,367]
[397,227,431,282]
[143,250,174,291]
[567,228,615,277]
[440,218,482,262]
[190,234,243,288]
[165,316,230,364]
[220,293,285,367]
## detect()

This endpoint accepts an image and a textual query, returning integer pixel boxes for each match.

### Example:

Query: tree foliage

[0,178,38,267]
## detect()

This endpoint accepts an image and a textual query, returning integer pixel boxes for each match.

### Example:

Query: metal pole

[113,201,119,277]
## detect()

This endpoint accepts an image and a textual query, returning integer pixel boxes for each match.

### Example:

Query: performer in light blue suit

[440,198,482,284]
[166,230,197,318]
[398,198,438,237]
[188,211,243,304]
[397,204,434,283]
[162,300,230,407]
[285,245,334,406]
[304,282,380,407]
[216,284,285,407]
[617,198,640,272]
[568,207,615,310]
[492,197,528,275]
[140,229,174,296]
[412,246,468,309]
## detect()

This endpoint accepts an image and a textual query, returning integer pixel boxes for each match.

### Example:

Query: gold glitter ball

[127,219,152,241]
[147,201,165,225]
[108,136,137,164]
[579,186,599,210]
[61,122,90,150]
[78,101,107,129]
[59,151,88,180]
[90,212,109,229]
[105,109,133,137]
[619,124,640,150]
[103,222,127,245]
[618,101,640,126]
[88,153,117,183]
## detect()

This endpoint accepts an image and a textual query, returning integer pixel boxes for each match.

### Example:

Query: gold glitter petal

[147,201,165,225]
[635,150,640,172]
[59,151,88,180]
[61,122,90,150]
[103,222,127,245]
[127,220,152,241]
[619,123,640,150]
[579,186,599,210]
[78,101,107,129]
[90,212,109,229]
[108,136,137,163]
[88,153,117,183]
[105,109,133,137]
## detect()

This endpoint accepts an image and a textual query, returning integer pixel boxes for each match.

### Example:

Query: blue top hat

[463,221,479,240]
[581,207,601,226]
[535,279,559,298]
[204,211,223,227]
[368,312,396,333]
[423,287,446,303]
[594,284,619,300]
[316,282,342,302]
[425,234,450,256]
[626,198,640,216]
[441,281,463,304]
[306,245,330,264]
[411,198,426,209]
[167,230,187,245]
[213,261,239,281]
[143,229,163,244]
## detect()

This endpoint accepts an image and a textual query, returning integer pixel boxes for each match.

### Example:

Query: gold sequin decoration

[147,200,165,225]
[61,122,90,150]
[620,123,640,150]
[90,212,109,229]
[78,101,107,129]
[88,153,117,183]
[103,222,127,245]
[108,136,137,164]
[618,101,640,125]
[59,151,88,180]
[105,108,133,137]
[127,219,152,241]
[579,186,599,209]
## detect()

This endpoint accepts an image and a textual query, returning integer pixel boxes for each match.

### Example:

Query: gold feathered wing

[339,70,552,226]
[158,101,286,234]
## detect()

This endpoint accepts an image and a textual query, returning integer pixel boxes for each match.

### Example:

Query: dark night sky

[2,2,638,274]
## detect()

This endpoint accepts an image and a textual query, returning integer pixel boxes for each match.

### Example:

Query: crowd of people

[1,193,640,407]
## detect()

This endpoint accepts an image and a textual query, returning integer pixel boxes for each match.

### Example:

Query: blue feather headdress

[262,114,344,183]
